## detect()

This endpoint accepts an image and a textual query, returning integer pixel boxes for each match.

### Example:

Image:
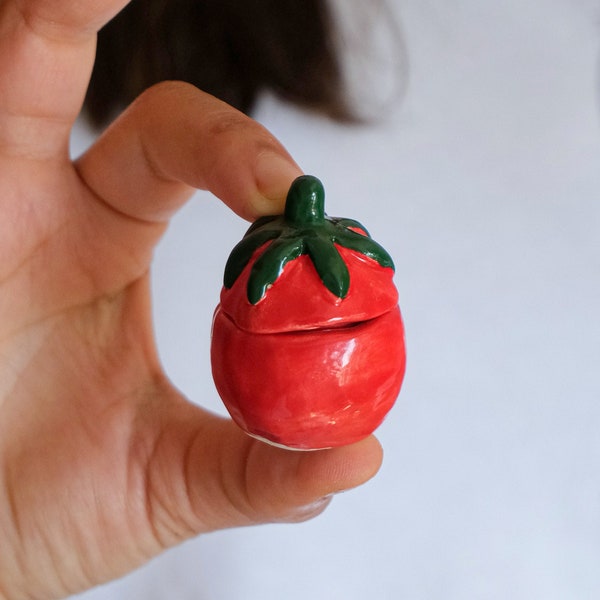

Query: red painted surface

[211,305,405,450]
[211,242,406,450]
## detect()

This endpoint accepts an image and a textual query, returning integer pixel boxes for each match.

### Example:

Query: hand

[0,2,383,599]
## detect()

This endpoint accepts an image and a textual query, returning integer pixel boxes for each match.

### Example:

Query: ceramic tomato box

[211,175,406,450]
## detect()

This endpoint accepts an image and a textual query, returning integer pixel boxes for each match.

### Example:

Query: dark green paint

[223,175,395,304]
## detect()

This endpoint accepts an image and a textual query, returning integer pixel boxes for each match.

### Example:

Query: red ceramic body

[210,245,406,450]
[211,305,405,450]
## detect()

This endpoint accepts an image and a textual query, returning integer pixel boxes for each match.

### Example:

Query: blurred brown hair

[84,0,354,127]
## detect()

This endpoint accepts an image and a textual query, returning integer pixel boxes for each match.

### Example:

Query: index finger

[76,82,304,224]
[0,0,129,159]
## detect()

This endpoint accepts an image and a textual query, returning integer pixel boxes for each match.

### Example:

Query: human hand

[0,2,383,598]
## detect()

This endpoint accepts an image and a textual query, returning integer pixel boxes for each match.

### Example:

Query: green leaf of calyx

[305,234,350,299]
[335,228,395,270]
[247,237,304,304]
[223,228,280,289]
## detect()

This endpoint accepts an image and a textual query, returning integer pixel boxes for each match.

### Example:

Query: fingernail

[285,495,334,523]
[254,152,302,209]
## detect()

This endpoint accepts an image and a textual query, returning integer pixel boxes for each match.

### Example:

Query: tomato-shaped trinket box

[211,175,406,450]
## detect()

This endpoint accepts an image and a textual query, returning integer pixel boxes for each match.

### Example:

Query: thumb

[136,386,383,547]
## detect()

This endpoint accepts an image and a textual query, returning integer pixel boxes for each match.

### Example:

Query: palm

[0,153,171,593]
[0,3,383,599]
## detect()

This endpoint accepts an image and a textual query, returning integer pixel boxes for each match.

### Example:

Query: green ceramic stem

[284,175,325,226]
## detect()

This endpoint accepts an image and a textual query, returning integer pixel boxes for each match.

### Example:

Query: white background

[72,0,600,598]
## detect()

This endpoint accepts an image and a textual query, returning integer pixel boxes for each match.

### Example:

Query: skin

[0,2,383,599]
